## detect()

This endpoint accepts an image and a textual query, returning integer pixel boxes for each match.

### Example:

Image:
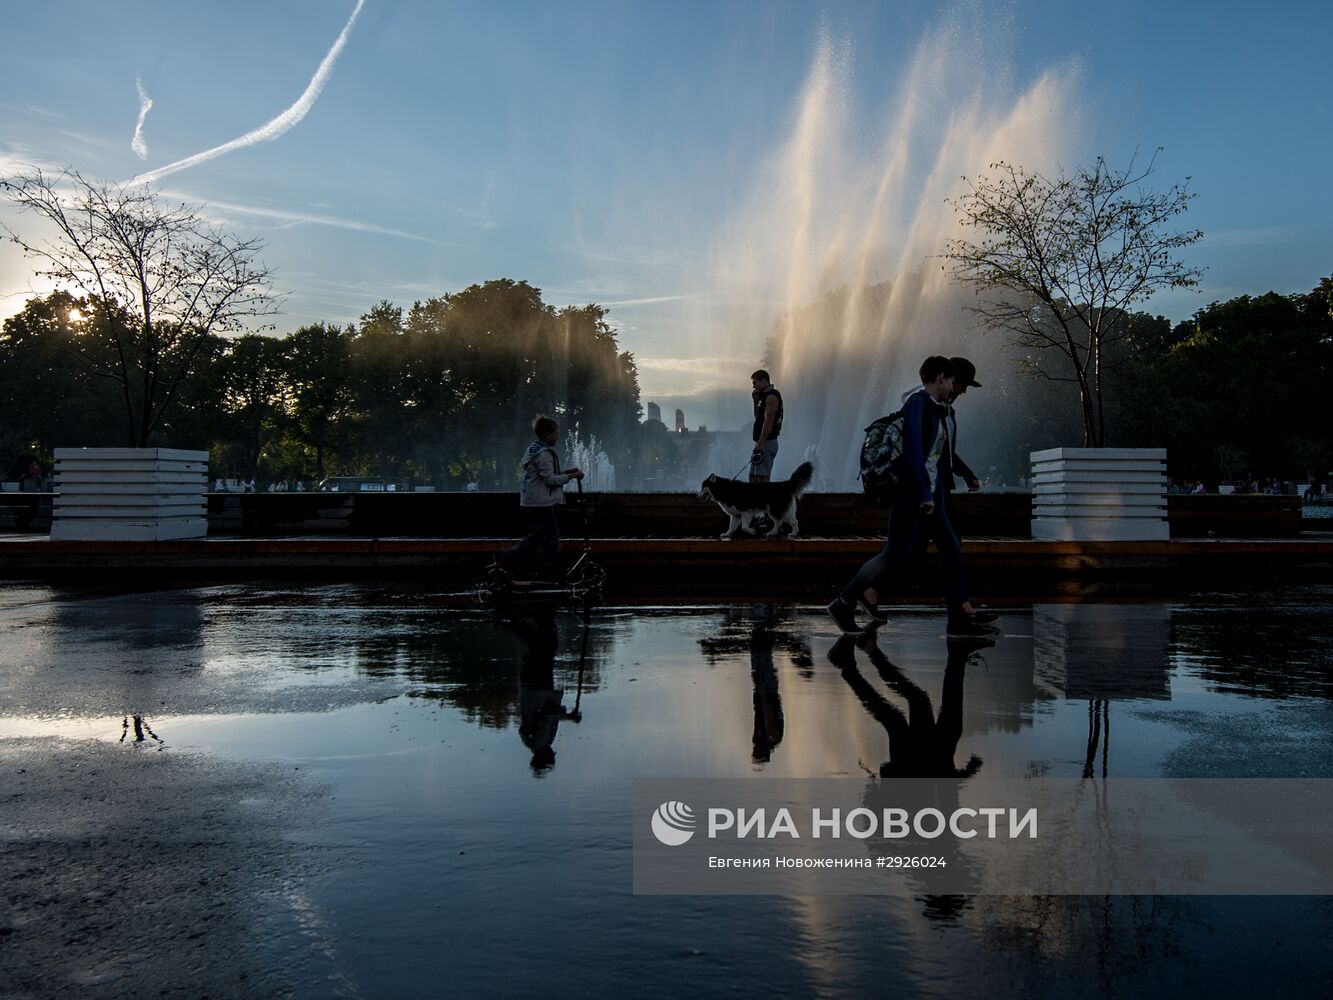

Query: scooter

[476,480,606,606]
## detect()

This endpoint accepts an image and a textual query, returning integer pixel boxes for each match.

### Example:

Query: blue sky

[2,0,1329,430]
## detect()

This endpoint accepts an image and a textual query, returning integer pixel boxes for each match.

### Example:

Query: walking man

[826,356,991,638]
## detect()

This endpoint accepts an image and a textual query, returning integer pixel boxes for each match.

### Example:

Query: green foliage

[0,280,647,489]
[1114,280,1333,482]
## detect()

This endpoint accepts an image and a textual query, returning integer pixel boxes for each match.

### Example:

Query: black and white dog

[698,461,814,539]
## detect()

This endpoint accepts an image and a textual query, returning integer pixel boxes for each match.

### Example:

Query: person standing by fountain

[750,370,784,483]
[826,357,992,638]
[499,415,584,580]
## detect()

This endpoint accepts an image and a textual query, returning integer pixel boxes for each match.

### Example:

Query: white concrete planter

[1030,447,1167,541]
[51,448,208,541]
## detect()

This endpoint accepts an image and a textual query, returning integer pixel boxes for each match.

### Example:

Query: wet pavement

[1,583,1331,998]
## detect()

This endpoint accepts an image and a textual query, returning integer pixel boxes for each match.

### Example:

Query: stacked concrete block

[51,448,208,541]
[1030,447,1168,541]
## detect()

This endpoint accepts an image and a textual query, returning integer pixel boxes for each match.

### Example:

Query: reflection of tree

[362,610,608,730]
[698,605,813,766]
[1170,609,1333,701]
[119,714,164,749]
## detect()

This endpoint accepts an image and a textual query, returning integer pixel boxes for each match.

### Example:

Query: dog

[698,461,814,539]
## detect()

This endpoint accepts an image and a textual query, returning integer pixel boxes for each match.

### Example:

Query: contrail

[131,77,153,159]
[130,0,364,185]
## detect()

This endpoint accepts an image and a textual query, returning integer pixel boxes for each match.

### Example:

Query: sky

[2,0,1330,432]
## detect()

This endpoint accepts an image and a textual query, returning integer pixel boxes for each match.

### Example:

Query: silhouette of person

[513,611,582,773]
[830,631,991,918]
[749,622,786,763]
[698,606,809,767]
[831,633,986,778]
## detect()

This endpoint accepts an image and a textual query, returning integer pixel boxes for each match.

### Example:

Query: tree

[944,150,1203,446]
[217,334,289,480]
[280,323,354,481]
[1,169,276,446]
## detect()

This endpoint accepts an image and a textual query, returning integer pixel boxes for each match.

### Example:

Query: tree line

[1,278,661,489]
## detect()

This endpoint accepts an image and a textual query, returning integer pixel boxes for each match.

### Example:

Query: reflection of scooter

[477,480,606,606]
[516,610,591,772]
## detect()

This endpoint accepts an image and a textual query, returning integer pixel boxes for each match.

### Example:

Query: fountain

[701,19,1084,488]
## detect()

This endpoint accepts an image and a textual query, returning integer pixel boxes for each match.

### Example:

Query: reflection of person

[830,632,988,778]
[749,369,783,483]
[833,632,991,918]
[697,606,809,766]
[500,415,584,579]
[749,623,785,764]
[827,357,991,638]
[515,612,580,773]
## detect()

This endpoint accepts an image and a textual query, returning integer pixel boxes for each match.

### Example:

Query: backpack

[858,410,907,501]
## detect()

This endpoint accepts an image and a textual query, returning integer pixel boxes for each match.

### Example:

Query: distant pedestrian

[499,415,584,580]
[826,356,991,638]
[750,369,783,483]
[19,461,48,493]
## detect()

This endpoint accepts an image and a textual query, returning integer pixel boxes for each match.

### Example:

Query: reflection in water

[119,713,164,749]
[832,633,990,779]
[396,611,609,732]
[831,632,996,920]
[5,587,1331,997]
[1034,604,1171,778]
[698,605,813,766]
[510,611,586,774]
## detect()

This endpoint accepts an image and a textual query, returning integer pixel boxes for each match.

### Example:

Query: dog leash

[732,450,768,480]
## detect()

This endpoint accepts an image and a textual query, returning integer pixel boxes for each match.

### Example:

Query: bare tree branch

[2,168,279,446]
[942,153,1203,446]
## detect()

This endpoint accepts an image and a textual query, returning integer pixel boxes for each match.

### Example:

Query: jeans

[839,491,966,616]
[503,506,561,578]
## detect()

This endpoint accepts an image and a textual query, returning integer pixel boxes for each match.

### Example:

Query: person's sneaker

[825,598,864,635]
[827,635,858,669]
[856,596,889,626]
[946,616,995,639]
[966,610,999,625]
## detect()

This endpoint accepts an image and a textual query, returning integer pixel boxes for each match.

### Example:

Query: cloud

[634,355,755,374]
[1204,227,1291,248]
[188,194,451,246]
[132,77,152,160]
[597,293,702,308]
[129,0,364,185]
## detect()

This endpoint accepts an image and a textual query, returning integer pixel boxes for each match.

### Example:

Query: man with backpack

[826,356,992,638]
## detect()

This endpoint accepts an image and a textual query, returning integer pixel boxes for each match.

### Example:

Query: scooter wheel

[569,560,605,595]
[476,564,512,603]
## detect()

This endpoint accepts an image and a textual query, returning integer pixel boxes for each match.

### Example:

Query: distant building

[675,409,686,433]
[646,401,662,423]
